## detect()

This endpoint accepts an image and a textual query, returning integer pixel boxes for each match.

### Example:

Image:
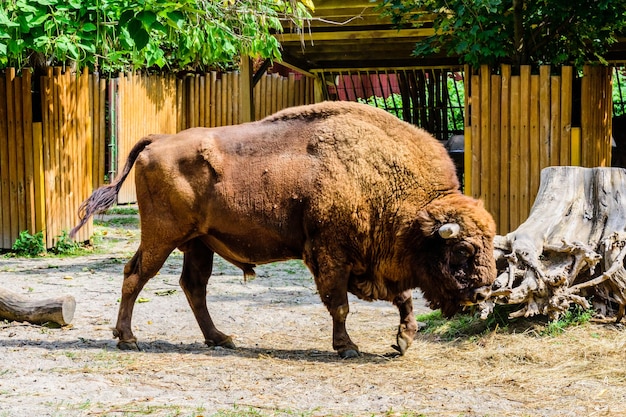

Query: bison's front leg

[392,289,417,355]
[305,247,360,358]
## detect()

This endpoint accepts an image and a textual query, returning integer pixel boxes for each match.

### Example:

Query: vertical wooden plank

[215,76,222,127]
[463,66,472,196]
[499,65,511,233]
[519,65,531,217]
[479,65,491,212]
[560,66,573,166]
[272,74,279,115]
[470,73,481,201]
[62,69,73,242]
[32,122,45,236]
[6,68,20,245]
[49,67,63,247]
[232,71,239,125]
[0,70,9,248]
[550,75,562,166]
[288,73,296,108]
[240,58,254,123]
[199,74,206,127]
[176,77,184,131]
[529,74,541,205]
[210,71,217,127]
[13,74,27,236]
[265,73,273,118]
[255,74,265,120]
[203,73,211,127]
[581,65,592,167]
[604,66,613,166]
[539,66,551,171]
[509,73,521,230]
[98,77,107,187]
[489,73,501,232]
[41,67,53,247]
[276,74,284,114]
[21,69,35,233]
[81,70,93,242]
[195,74,201,126]
[220,73,228,126]
[90,73,98,187]
[188,75,196,128]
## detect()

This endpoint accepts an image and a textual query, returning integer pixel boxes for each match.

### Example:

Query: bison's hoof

[338,348,361,359]
[117,340,140,351]
[206,336,236,350]
[393,335,411,356]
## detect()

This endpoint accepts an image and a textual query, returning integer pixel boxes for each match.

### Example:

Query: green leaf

[137,10,157,30]
[127,19,150,50]
[82,23,97,32]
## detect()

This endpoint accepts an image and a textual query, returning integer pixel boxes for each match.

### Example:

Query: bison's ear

[416,209,439,237]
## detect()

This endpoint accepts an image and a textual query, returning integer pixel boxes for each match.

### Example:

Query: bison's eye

[450,242,476,266]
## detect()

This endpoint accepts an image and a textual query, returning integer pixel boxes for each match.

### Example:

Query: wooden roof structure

[275,0,455,72]
[275,0,626,73]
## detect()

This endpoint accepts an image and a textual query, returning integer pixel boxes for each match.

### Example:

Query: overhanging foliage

[381,0,626,68]
[0,0,312,73]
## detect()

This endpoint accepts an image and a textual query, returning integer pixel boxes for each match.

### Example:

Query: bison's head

[412,193,497,317]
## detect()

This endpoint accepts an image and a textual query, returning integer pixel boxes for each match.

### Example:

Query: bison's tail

[70,136,157,239]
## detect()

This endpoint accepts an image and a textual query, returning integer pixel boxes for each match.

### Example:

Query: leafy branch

[380,0,626,69]
[0,0,313,73]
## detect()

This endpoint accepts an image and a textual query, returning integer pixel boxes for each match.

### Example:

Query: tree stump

[0,287,76,326]
[480,166,626,321]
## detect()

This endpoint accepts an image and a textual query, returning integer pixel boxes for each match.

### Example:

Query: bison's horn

[438,223,460,239]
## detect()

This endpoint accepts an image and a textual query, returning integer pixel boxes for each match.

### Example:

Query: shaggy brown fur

[72,101,496,358]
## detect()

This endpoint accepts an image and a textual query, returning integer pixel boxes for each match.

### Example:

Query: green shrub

[50,230,81,255]
[11,230,45,257]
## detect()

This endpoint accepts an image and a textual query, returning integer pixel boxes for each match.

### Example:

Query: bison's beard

[429,296,463,318]
[421,275,489,318]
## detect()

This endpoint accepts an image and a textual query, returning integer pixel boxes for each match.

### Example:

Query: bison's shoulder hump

[261,101,393,124]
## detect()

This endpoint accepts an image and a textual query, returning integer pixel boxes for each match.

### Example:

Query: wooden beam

[276,28,433,43]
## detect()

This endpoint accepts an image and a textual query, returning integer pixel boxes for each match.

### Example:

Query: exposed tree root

[480,167,626,321]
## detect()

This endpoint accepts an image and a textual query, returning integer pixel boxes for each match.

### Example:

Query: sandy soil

[1,217,626,417]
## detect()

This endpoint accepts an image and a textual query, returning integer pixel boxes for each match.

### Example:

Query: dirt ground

[1,214,626,417]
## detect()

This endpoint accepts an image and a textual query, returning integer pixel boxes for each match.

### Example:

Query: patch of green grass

[416,304,594,341]
[539,305,594,336]
[94,216,140,228]
[105,205,139,215]
[416,309,493,340]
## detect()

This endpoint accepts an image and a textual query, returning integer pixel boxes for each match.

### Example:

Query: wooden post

[239,57,254,123]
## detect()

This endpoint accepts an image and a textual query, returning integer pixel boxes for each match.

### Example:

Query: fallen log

[480,166,626,321]
[0,287,76,326]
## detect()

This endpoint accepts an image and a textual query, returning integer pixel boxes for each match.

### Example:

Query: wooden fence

[0,68,315,249]
[466,64,612,234]
[0,68,104,249]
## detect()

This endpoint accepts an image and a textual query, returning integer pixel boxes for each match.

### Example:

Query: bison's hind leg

[179,238,235,349]
[115,242,176,350]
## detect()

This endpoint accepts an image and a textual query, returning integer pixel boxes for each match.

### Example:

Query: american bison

[71,101,496,358]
